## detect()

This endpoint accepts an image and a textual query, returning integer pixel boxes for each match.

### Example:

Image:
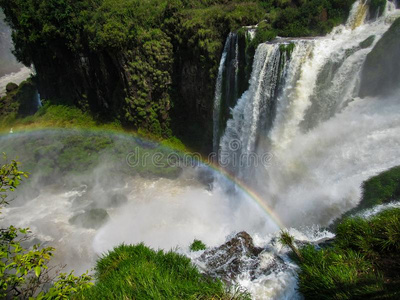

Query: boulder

[199,232,263,280]
[6,82,18,93]
[108,193,128,208]
[69,208,110,229]
[359,17,400,98]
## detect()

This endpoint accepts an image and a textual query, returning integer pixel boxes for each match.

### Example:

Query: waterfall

[213,33,236,153]
[213,31,254,154]
[218,42,301,178]
[216,0,400,227]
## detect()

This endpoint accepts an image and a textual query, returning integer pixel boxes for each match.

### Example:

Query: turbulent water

[1,0,400,299]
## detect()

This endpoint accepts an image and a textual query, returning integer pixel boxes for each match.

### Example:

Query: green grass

[190,239,207,252]
[296,208,400,299]
[78,244,245,299]
[0,102,121,132]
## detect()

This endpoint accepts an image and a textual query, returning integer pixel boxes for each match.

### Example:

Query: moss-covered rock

[0,79,38,120]
[359,17,400,98]
[359,35,375,49]
[5,82,18,93]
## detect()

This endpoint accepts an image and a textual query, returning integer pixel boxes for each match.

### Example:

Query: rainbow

[0,127,285,230]
[205,162,285,229]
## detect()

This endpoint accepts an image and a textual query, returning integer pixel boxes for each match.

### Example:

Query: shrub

[190,239,207,251]
[296,208,400,299]
[0,156,93,298]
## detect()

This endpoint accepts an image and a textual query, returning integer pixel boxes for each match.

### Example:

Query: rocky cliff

[359,16,400,97]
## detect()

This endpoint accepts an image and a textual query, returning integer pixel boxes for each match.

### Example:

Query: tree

[0,155,93,298]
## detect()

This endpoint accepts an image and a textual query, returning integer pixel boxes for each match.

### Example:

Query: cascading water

[208,0,400,297]
[213,33,237,153]
[213,31,253,153]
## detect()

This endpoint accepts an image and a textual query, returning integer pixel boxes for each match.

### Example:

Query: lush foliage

[78,243,241,299]
[296,208,400,299]
[0,157,93,298]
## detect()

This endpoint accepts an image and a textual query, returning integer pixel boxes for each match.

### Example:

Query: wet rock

[359,17,400,98]
[196,167,214,190]
[69,208,109,229]
[359,35,375,49]
[199,232,263,281]
[107,193,128,208]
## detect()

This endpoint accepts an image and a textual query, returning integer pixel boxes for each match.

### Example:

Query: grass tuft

[78,243,247,299]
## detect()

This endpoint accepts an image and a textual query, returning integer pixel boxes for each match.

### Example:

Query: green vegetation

[0,101,121,131]
[295,208,400,299]
[333,166,400,225]
[0,157,93,298]
[295,167,400,299]
[78,243,242,299]
[190,239,207,251]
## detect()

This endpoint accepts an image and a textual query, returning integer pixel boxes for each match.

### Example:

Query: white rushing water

[213,33,240,153]
[213,34,231,153]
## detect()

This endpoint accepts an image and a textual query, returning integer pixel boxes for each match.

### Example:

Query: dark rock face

[172,60,215,152]
[359,17,400,98]
[33,48,129,120]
